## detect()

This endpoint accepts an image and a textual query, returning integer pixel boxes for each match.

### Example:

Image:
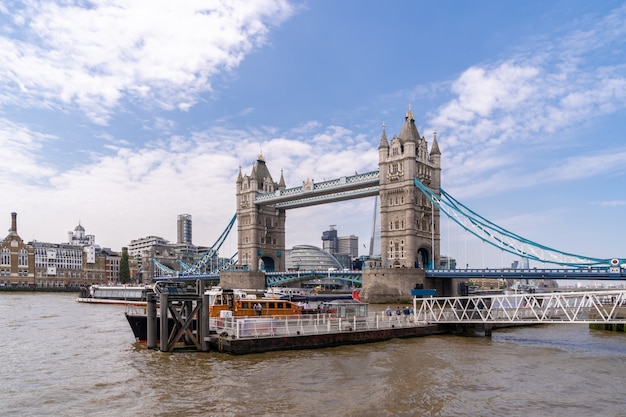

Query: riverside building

[0,212,111,289]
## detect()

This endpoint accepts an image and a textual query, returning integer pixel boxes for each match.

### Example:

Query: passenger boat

[77,284,152,306]
[264,287,359,303]
[263,287,311,299]
[125,287,303,342]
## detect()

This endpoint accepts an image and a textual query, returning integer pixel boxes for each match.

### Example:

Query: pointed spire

[278,169,286,189]
[399,104,420,143]
[430,130,441,156]
[378,122,389,149]
[236,165,243,183]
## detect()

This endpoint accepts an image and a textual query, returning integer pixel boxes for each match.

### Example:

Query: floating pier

[133,282,448,354]
[206,314,444,354]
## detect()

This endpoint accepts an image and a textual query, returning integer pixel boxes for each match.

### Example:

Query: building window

[1,248,9,265]
[18,249,28,267]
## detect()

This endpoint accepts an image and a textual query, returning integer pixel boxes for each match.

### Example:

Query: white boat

[77,284,152,305]
[263,287,310,299]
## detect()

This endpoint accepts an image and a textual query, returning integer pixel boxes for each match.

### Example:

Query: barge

[206,313,444,354]
[127,283,446,354]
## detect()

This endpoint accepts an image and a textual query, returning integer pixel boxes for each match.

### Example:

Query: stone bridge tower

[378,107,441,269]
[236,153,286,272]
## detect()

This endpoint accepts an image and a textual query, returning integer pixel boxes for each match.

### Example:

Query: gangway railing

[415,290,626,324]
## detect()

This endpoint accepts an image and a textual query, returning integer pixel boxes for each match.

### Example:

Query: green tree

[119,247,130,283]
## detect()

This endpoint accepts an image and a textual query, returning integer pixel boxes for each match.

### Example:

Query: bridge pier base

[219,271,266,290]
[361,267,426,304]
[360,268,466,302]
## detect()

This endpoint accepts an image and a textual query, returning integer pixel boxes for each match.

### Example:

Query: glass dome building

[285,245,342,271]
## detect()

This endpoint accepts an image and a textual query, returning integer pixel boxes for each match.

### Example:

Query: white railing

[210,312,423,339]
[415,290,626,324]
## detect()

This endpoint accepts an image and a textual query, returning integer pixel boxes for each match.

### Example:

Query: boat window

[269,302,275,309]
[277,302,284,308]
[243,302,249,308]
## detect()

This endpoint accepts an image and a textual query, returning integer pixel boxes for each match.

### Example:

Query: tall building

[177,214,192,244]
[337,235,358,258]
[321,225,338,253]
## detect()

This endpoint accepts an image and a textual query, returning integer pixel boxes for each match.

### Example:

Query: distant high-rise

[177,214,192,244]
[337,235,359,258]
[321,225,338,254]
[322,225,358,258]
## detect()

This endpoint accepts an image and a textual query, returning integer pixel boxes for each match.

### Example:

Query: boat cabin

[83,285,149,301]
[206,288,302,318]
[323,299,368,319]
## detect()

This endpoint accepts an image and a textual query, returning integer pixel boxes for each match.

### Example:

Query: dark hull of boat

[126,313,170,342]
[208,324,445,354]
[125,314,199,342]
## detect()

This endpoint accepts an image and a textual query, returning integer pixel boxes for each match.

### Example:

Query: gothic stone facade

[378,108,441,269]
[236,154,286,272]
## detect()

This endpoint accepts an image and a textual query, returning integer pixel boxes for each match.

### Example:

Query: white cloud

[0,0,294,123]
[429,5,626,195]
[0,118,57,184]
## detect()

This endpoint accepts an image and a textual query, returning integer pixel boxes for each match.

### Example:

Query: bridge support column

[220,271,265,290]
[361,267,426,304]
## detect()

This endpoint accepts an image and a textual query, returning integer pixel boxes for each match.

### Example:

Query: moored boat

[77,284,152,306]
[125,287,304,342]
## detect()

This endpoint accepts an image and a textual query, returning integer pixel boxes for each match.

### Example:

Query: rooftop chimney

[9,212,17,234]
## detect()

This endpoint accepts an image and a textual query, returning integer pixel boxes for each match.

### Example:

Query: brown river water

[1,292,625,417]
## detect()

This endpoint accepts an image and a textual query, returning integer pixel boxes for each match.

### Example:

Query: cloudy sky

[1,0,625,268]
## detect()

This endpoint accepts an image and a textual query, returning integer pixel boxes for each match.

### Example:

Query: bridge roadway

[254,171,380,209]
[425,267,626,280]
[414,289,626,325]
[153,266,626,284]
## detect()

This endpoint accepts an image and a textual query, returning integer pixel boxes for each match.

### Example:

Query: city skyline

[1,1,626,267]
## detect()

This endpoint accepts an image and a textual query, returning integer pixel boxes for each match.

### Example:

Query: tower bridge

[153,106,624,301]
[236,107,441,276]
[227,106,447,300]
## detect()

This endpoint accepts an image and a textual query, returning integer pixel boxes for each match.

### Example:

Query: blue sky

[1,0,625,268]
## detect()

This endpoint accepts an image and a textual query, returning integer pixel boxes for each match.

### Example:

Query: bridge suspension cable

[413,178,616,267]
[189,213,237,273]
[153,214,237,278]
[151,258,176,276]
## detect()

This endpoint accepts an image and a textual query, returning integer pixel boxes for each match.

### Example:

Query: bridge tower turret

[377,106,441,269]
[236,153,286,272]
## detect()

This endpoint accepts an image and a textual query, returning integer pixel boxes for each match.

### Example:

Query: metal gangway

[415,290,626,324]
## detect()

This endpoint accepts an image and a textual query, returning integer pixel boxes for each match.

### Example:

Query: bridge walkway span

[415,290,626,325]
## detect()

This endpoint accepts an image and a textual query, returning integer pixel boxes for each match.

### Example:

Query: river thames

[2,292,625,417]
